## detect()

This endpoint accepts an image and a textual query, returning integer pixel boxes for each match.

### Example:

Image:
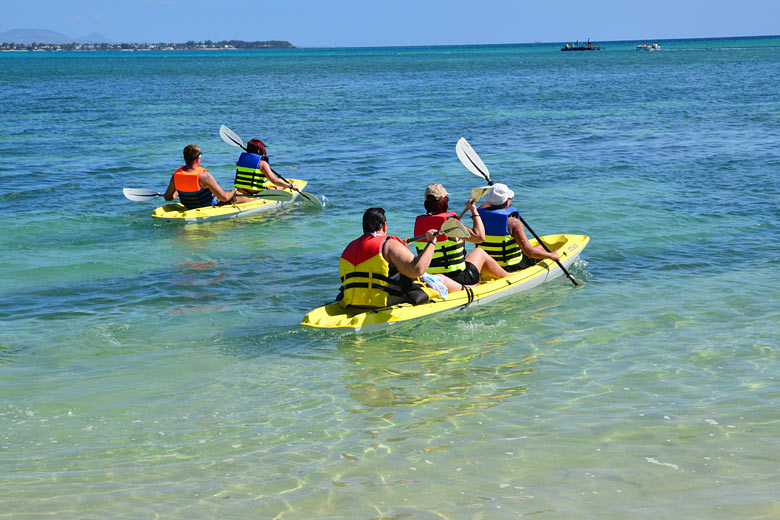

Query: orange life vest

[173,166,214,209]
[173,166,206,192]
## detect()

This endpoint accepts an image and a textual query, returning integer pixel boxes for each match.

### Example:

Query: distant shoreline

[0,40,295,52]
[1,34,777,53]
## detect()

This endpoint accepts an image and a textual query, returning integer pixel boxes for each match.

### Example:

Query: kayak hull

[302,233,589,331]
[151,180,306,223]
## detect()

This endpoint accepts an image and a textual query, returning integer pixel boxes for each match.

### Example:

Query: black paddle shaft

[517,214,580,286]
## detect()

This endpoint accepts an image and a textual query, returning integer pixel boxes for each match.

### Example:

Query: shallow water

[1,37,779,518]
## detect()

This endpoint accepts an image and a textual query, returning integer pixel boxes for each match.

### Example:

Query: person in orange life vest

[338,207,441,307]
[163,144,254,209]
[414,184,512,289]
[234,139,301,195]
[478,183,560,271]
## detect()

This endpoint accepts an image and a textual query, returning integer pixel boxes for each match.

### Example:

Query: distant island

[0,28,295,51]
[1,40,296,52]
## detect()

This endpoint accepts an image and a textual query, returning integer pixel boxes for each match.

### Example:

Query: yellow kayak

[302,233,589,331]
[151,180,306,223]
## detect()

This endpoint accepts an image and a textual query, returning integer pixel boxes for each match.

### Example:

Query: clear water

[1,37,779,519]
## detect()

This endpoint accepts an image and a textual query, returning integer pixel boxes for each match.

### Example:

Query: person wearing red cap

[233,139,299,195]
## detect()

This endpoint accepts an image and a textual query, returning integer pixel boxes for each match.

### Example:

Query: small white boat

[636,42,660,51]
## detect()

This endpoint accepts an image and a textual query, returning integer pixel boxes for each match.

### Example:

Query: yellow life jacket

[413,212,467,273]
[338,234,437,308]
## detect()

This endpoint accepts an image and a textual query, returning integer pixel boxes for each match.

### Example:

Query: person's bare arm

[199,169,236,202]
[163,174,177,201]
[509,217,560,261]
[463,198,485,243]
[383,230,437,278]
[262,162,297,190]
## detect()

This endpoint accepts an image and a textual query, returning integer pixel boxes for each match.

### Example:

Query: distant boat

[561,40,601,51]
[636,42,661,51]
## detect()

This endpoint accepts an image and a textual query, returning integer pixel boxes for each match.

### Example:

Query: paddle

[122,187,294,202]
[455,137,580,286]
[456,137,493,186]
[457,186,492,219]
[405,217,471,244]
[219,125,323,208]
[123,188,163,201]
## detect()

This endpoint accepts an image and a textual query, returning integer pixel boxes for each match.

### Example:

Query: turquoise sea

[1,36,779,518]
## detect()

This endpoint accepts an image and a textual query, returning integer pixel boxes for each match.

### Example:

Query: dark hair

[183,144,201,165]
[247,139,267,157]
[362,207,386,234]
[424,195,449,215]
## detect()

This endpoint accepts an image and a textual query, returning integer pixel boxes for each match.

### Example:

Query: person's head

[423,183,449,214]
[362,207,387,234]
[485,183,515,207]
[247,139,267,157]
[183,144,201,166]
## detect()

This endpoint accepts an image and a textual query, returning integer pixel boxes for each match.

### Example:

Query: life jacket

[413,212,467,274]
[173,166,214,209]
[338,234,437,308]
[476,206,524,268]
[234,152,270,191]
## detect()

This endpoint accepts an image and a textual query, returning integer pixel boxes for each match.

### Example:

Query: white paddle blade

[123,188,162,201]
[440,217,471,239]
[219,125,244,149]
[456,137,491,184]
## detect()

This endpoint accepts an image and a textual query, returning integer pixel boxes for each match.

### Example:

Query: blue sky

[3,0,779,47]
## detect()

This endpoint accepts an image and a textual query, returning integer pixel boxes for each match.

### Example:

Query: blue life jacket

[234,152,270,191]
[477,206,524,268]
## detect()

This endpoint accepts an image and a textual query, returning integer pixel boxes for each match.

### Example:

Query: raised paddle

[455,137,581,286]
[218,125,323,208]
[405,217,471,244]
[456,137,493,186]
[122,187,294,202]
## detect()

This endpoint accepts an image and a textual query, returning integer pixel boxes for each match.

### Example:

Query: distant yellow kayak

[302,233,589,331]
[151,179,306,223]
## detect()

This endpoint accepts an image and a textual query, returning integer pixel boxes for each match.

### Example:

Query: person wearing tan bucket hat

[477,183,560,271]
[411,184,512,291]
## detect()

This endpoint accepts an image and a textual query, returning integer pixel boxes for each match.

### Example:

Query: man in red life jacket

[338,208,442,308]
[163,144,254,209]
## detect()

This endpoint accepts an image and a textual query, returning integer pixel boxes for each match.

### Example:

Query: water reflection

[336,332,538,418]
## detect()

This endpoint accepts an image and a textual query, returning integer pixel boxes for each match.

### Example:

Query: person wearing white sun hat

[476,183,560,271]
